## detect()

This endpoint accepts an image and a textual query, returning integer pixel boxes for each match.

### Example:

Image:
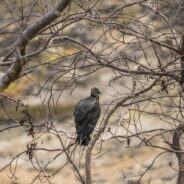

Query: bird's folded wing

[74,96,96,125]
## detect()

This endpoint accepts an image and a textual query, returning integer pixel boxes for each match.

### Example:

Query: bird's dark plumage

[74,87,101,146]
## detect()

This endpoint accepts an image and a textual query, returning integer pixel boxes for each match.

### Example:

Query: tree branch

[0,0,71,90]
[85,79,158,184]
[180,35,184,88]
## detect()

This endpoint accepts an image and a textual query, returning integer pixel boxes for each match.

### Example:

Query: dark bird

[74,87,101,146]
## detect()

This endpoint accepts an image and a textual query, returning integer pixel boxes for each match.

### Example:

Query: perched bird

[74,87,101,146]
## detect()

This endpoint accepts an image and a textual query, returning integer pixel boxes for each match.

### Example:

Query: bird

[73,87,101,146]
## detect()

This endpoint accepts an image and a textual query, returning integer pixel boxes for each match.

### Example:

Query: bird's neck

[91,94,99,100]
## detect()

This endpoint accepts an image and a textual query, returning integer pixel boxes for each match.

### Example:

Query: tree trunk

[180,35,184,88]
[172,125,184,184]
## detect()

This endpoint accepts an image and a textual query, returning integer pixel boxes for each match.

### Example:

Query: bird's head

[91,87,101,99]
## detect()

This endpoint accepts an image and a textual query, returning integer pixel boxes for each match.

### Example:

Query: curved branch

[0,0,71,90]
[85,79,158,184]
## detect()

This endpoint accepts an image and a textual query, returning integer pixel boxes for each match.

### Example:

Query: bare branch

[0,0,71,90]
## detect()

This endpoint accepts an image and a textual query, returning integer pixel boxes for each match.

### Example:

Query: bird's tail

[77,134,90,146]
